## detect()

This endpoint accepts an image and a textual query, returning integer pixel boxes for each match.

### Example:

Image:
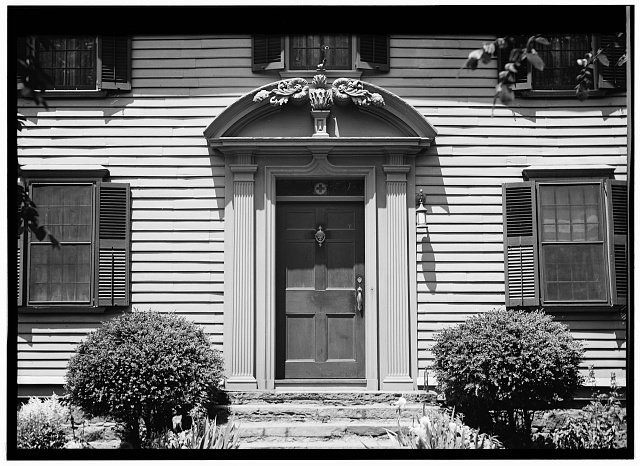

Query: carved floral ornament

[253,73,385,111]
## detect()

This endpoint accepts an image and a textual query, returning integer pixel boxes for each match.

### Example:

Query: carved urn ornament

[253,63,385,137]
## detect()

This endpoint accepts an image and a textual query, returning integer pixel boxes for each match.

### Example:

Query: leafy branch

[17,36,58,246]
[575,32,626,100]
[463,35,549,106]
[464,33,627,106]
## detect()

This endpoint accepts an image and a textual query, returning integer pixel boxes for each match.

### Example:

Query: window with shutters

[502,176,627,308]
[18,176,131,310]
[500,33,626,94]
[252,34,389,73]
[29,35,131,92]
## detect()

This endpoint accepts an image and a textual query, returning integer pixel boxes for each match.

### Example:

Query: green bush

[65,311,224,448]
[433,309,583,441]
[17,394,69,449]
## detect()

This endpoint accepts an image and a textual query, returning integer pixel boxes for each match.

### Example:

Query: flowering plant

[547,368,626,449]
[385,398,502,449]
[17,394,70,449]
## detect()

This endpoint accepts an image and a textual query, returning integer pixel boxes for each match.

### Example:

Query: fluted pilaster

[381,160,413,390]
[227,163,258,388]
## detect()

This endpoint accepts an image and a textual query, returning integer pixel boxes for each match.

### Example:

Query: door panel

[276,201,365,379]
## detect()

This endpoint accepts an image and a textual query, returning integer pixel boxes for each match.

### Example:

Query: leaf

[49,234,61,249]
[617,53,628,67]
[497,85,514,106]
[597,53,610,67]
[34,226,47,241]
[525,52,545,71]
[463,49,484,70]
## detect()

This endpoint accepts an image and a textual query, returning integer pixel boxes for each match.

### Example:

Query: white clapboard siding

[16,34,627,389]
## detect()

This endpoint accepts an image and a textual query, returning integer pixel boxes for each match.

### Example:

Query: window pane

[36,36,96,90]
[532,34,591,90]
[31,184,92,242]
[290,34,351,70]
[543,244,607,302]
[29,244,91,303]
[539,184,602,243]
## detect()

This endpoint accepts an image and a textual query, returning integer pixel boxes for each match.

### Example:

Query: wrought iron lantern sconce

[416,189,428,230]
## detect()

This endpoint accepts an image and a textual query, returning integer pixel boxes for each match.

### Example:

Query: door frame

[259,153,378,390]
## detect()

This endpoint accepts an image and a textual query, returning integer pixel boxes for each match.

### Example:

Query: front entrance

[276,193,365,380]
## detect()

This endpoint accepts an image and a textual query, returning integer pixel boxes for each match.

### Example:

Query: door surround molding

[207,81,436,391]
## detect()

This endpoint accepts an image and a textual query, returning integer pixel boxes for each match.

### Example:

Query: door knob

[356,276,364,315]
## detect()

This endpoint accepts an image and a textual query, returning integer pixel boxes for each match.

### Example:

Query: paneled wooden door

[276,202,365,379]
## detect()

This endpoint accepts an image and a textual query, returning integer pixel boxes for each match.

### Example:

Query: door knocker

[314,225,326,247]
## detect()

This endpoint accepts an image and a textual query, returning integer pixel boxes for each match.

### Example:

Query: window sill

[515,89,621,99]
[513,303,625,313]
[41,90,108,99]
[278,70,363,80]
[18,305,109,314]
[522,165,615,180]
[19,164,109,179]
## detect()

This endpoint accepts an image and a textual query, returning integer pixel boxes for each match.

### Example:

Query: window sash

[289,34,352,70]
[537,181,610,304]
[35,36,98,90]
[540,243,608,303]
[26,182,95,305]
[531,34,594,91]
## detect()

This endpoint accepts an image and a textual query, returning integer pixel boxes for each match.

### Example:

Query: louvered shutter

[497,39,531,90]
[252,35,284,71]
[98,36,131,91]
[599,34,626,90]
[607,180,628,306]
[502,182,540,307]
[17,180,25,306]
[96,182,131,306]
[18,230,24,307]
[356,35,389,71]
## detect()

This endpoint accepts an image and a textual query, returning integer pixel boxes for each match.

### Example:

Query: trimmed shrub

[65,311,224,448]
[17,394,69,449]
[433,309,583,442]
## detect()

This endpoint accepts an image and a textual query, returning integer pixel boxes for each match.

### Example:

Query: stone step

[225,402,435,422]
[236,419,414,440]
[238,435,401,449]
[224,390,437,406]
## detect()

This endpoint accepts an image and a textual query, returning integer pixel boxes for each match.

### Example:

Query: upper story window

[290,34,352,70]
[35,36,97,90]
[252,34,389,73]
[502,169,627,308]
[501,33,626,94]
[23,35,132,93]
[532,34,593,91]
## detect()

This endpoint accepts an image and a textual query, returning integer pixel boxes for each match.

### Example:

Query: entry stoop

[219,391,438,449]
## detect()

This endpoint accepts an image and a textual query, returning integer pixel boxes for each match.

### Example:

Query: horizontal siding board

[132,242,223,252]
[131,262,223,272]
